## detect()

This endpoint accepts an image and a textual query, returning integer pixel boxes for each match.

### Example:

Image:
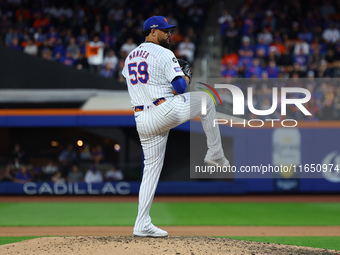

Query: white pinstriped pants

[133,91,225,231]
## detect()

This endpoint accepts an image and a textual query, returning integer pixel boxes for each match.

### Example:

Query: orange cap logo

[164,17,168,23]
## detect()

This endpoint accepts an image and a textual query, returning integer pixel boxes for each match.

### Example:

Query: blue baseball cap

[143,16,176,31]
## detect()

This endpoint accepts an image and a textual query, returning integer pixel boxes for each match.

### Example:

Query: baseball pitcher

[122,16,229,237]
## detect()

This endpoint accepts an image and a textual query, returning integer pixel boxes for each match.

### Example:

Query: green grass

[0,202,340,226]
[223,236,340,251]
[0,236,41,246]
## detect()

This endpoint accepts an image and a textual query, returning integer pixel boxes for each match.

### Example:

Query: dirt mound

[1,236,339,255]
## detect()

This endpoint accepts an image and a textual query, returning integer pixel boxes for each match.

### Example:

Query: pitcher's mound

[0,236,338,255]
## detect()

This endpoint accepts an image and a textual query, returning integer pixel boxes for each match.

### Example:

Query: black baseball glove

[178,59,193,84]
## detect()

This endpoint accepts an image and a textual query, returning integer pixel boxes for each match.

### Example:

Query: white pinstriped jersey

[125,42,227,235]
[122,42,184,107]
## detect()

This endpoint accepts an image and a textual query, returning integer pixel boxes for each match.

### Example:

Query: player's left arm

[162,50,192,94]
[177,59,192,85]
[171,76,187,94]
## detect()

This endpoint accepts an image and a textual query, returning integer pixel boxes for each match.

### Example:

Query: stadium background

[0,0,340,253]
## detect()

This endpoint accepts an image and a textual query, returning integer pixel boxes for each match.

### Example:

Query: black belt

[134,98,166,112]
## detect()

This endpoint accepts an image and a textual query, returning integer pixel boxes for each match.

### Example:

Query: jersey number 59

[128,62,149,85]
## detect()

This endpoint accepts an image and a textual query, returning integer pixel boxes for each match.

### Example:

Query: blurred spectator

[187,26,198,45]
[223,21,239,55]
[32,166,43,182]
[288,21,300,40]
[75,52,89,70]
[245,58,263,78]
[68,164,84,183]
[1,164,16,182]
[11,144,26,168]
[107,4,124,32]
[320,0,336,19]
[100,25,117,50]
[187,4,204,31]
[242,11,256,37]
[86,34,105,75]
[66,37,80,60]
[276,12,289,35]
[222,52,239,67]
[32,13,50,29]
[293,39,309,56]
[322,23,340,45]
[239,36,254,57]
[271,34,285,54]
[105,164,124,181]
[308,48,323,73]
[325,49,336,69]
[266,61,280,78]
[33,26,46,47]
[278,48,293,71]
[77,27,89,48]
[84,165,103,183]
[42,160,58,181]
[92,14,103,34]
[60,50,75,66]
[262,10,276,31]
[14,165,32,183]
[80,143,92,162]
[100,62,115,79]
[266,46,280,65]
[5,27,18,47]
[52,171,65,183]
[298,26,313,44]
[306,98,320,120]
[41,48,53,61]
[47,26,60,47]
[218,9,233,36]
[0,14,12,40]
[257,26,273,45]
[53,39,65,62]
[103,49,119,75]
[9,37,22,51]
[177,36,196,64]
[23,38,38,56]
[123,9,135,35]
[169,28,183,50]
[255,37,269,57]
[58,144,77,177]
[15,14,27,32]
[222,61,238,78]
[333,62,340,78]
[120,37,137,58]
[93,144,104,165]
[166,12,178,27]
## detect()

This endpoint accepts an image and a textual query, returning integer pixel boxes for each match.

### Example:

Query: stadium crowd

[1,143,124,183]
[219,0,340,120]
[1,0,339,121]
[0,0,206,81]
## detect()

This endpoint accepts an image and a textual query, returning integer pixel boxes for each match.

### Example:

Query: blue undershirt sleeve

[171,76,187,94]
